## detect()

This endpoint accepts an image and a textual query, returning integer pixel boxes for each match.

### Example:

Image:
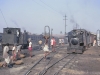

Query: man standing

[51,37,56,52]
[28,38,33,57]
[16,30,20,43]
[3,43,13,68]
[59,39,62,46]
[16,44,22,59]
[38,39,42,50]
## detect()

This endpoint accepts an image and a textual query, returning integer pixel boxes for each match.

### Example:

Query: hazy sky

[0,0,100,34]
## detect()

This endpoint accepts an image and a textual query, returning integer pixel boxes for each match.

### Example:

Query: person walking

[28,38,32,57]
[38,39,42,50]
[51,37,56,52]
[43,37,50,59]
[3,43,13,68]
[59,39,62,46]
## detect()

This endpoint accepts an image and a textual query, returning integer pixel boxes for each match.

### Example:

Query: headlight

[71,38,79,45]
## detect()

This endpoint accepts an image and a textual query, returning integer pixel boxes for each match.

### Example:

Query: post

[51,28,53,38]
[63,14,68,35]
[97,29,100,46]
[44,25,50,50]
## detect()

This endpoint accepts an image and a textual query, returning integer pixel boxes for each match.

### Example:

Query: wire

[39,0,63,16]
[32,0,55,13]
[11,20,19,28]
[0,9,8,27]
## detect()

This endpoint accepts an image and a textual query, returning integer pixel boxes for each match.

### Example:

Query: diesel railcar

[2,27,29,49]
[67,29,95,53]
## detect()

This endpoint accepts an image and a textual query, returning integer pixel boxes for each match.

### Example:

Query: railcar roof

[3,27,20,29]
[72,29,87,32]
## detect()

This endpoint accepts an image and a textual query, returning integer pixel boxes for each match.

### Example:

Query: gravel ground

[60,46,100,75]
[0,45,100,75]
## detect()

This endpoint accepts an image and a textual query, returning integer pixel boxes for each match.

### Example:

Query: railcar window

[80,31,84,34]
[7,29,12,34]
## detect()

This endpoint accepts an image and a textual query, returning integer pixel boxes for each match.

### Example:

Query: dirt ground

[0,46,100,75]
[60,46,100,75]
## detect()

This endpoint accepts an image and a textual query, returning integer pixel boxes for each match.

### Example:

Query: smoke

[70,15,76,23]
[11,19,19,27]
[70,15,80,29]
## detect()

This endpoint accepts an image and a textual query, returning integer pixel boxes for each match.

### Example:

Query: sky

[0,0,100,34]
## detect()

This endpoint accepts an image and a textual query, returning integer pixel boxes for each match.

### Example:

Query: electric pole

[63,14,68,35]
[51,28,53,38]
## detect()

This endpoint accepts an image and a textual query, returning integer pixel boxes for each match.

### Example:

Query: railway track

[39,54,76,75]
[24,45,67,75]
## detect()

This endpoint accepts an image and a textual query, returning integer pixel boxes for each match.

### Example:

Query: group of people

[3,43,22,68]
[2,37,56,67]
[2,38,33,68]
[59,38,64,46]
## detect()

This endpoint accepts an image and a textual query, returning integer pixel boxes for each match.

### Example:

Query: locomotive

[67,29,95,53]
[2,27,29,49]
[0,33,3,46]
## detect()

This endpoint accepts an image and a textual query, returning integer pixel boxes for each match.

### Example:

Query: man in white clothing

[3,43,13,68]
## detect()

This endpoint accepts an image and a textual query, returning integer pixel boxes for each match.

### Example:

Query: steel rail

[54,54,76,75]
[40,54,71,75]
[39,45,63,75]
[24,57,44,75]
[24,46,60,75]
[38,50,59,75]
[24,45,67,75]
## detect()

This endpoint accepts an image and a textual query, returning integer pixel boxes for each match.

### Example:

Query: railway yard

[0,44,100,75]
[0,0,100,75]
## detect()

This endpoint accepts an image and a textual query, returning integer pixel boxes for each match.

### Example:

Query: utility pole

[51,28,53,38]
[63,14,68,35]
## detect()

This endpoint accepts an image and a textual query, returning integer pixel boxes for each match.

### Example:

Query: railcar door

[83,31,86,46]
[97,30,100,46]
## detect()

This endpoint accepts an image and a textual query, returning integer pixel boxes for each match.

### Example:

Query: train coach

[67,29,95,54]
[1,27,29,49]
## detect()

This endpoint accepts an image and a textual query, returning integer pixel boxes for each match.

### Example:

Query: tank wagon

[67,29,95,54]
[2,27,29,49]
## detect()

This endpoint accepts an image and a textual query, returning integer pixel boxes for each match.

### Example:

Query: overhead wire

[39,0,63,16]
[32,0,57,14]
[0,9,8,27]
[32,0,63,16]
[11,20,19,28]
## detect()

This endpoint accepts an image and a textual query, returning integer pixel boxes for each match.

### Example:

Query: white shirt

[29,42,32,47]
[16,45,22,52]
[59,39,62,43]
[12,46,16,51]
[51,39,55,45]
[3,46,9,58]
[17,30,19,37]
[51,39,53,45]
[61,39,64,43]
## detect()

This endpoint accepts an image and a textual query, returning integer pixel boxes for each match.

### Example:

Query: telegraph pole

[51,28,53,38]
[63,14,68,35]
